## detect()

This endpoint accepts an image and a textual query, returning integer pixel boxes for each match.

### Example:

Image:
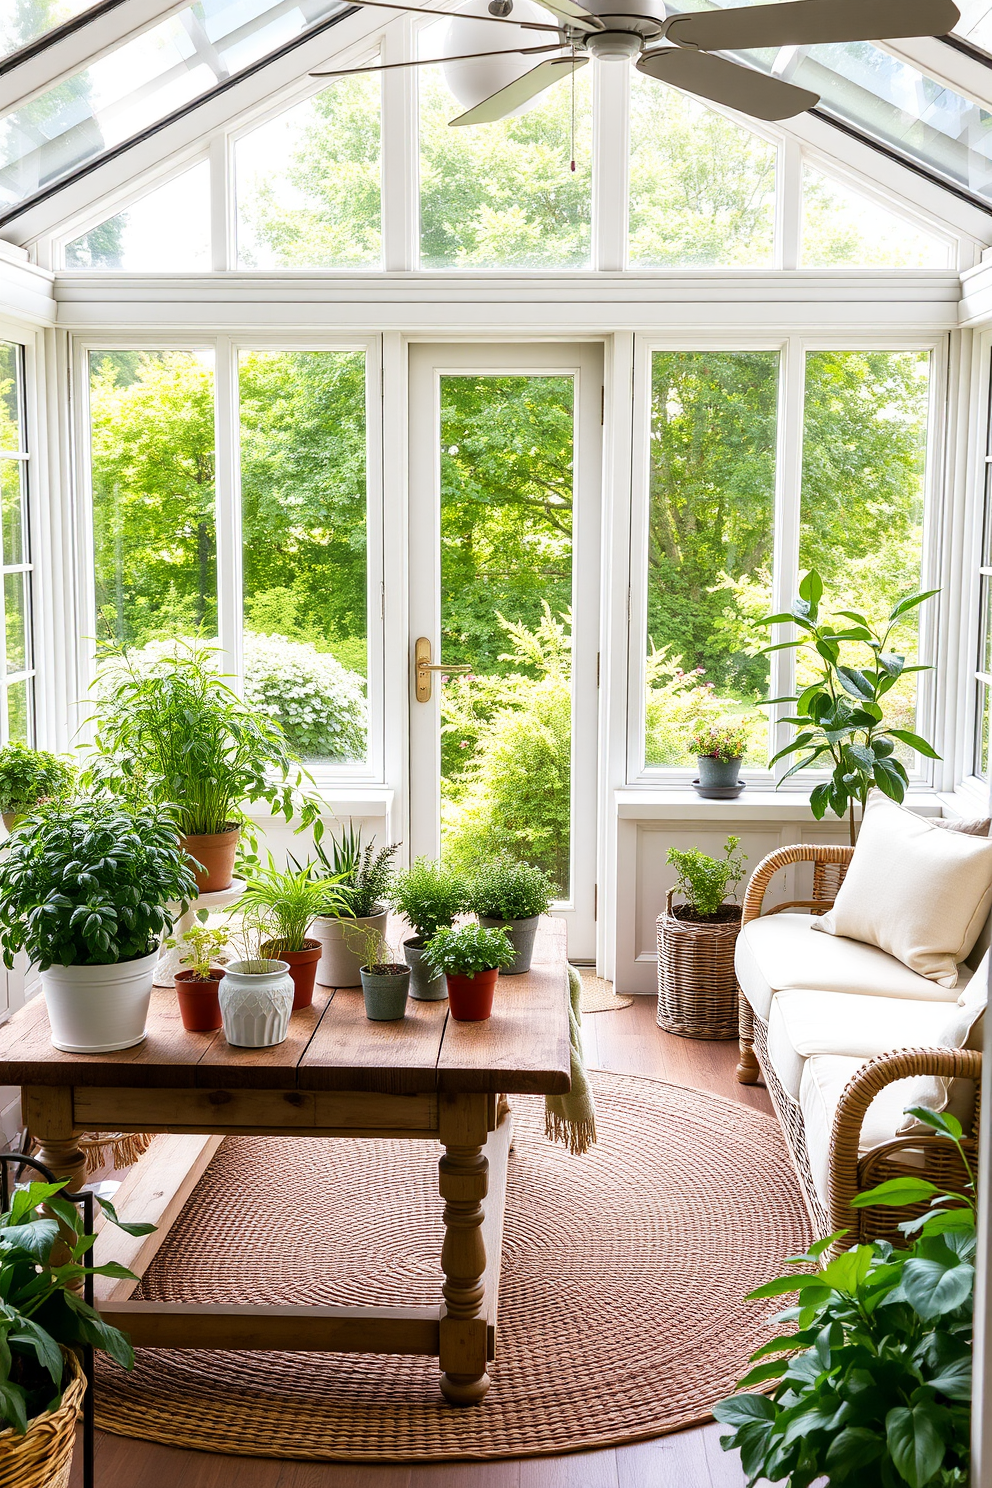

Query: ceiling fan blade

[312,43,562,78]
[449,53,587,124]
[638,46,818,118]
[664,0,961,53]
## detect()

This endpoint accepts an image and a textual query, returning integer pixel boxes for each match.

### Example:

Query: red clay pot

[175,968,225,1031]
[445,968,499,1022]
[178,825,240,894]
[261,939,321,1011]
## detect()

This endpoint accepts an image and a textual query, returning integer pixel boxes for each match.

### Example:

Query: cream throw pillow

[811,794,992,987]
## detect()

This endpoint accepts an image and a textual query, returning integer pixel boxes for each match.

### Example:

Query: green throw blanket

[544,965,597,1156]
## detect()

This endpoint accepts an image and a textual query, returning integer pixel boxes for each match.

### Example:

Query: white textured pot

[219,959,294,1048]
[42,948,159,1053]
[313,909,388,988]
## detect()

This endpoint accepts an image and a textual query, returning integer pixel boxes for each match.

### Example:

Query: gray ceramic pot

[696,755,742,788]
[478,914,540,976]
[403,938,448,1001]
[360,964,410,1021]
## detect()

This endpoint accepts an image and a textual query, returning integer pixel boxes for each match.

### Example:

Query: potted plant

[689,718,749,798]
[469,857,553,975]
[309,827,399,988]
[349,926,412,1021]
[657,835,747,1040]
[84,640,321,892]
[714,1107,974,1488]
[422,923,515,1021]
[167,920,229,1032]
[0,1170,151,1484]
[0,743,75,833]
[392,858,467,1001]
[233,856,347,1010]
[217,925,295,1049]
[760,570,940,843]
[0,799,196,1053]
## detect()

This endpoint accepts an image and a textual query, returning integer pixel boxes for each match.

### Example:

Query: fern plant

[666,836,747,918]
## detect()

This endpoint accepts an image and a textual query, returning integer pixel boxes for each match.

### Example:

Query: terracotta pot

[174,968,225,1032]
[260,938,321,1010]
[445,968,499,1022]
[179,825,240,893]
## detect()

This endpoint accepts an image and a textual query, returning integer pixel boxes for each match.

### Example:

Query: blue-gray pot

[404,938,447,1001]
[696,755,742,788]
[360,965,410,1021]
[478,914,540,975]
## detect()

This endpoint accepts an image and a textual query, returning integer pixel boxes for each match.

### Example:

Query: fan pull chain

[570,43,576,172]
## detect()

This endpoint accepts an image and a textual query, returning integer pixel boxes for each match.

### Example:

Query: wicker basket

[0,1348,84,1488]
[657,889,741,1040]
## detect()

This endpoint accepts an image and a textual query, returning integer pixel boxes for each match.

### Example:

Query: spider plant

[233,856,348,956]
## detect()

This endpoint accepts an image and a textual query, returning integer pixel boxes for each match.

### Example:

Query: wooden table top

[0,918,571,1097]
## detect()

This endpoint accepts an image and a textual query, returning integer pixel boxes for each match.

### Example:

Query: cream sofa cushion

[735,912,963,1023]
[767,988,954,1100]
[800,1054,927,1209]
[812,794,992,987]
[895,951,987,1135]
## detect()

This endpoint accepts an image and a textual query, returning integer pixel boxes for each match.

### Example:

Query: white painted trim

[591,59,627,274]
[380,20,415,273]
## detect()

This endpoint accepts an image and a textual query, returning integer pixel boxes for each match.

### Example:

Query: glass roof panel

[0,0,346,212]
[952,1,992,55]
[1,1,101,61]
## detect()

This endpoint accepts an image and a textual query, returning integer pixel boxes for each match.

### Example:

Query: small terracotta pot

[445,968,499,1022]
[175,968,225,1031]
[260,938,322,1011]
[179,825,240,893]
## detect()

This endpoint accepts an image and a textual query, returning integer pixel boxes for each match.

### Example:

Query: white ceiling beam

[879,35,992,115]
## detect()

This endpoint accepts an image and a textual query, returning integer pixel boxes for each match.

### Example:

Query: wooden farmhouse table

[0,919,571,1405]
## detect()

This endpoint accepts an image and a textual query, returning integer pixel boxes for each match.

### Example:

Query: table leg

[438,1142,490,1405]
[22,1087,87,1193]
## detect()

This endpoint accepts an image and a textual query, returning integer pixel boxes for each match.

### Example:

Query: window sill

[248,786,393,822]
[614,786,945,822]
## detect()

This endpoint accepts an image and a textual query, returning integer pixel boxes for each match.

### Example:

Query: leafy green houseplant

[470,857,554,975]
[761,570,940,844]
[423,923,515,1021]
[306,828,400,990]
[166,920,229,1032]
[392,858,467,1002]
[0,799,197,1052]
[0,744,74,830]
[714,1107,975,1488]
[666,836,747,921]
[233,856,347,1010]
[658,836,748,1038]
[84,639,321,891]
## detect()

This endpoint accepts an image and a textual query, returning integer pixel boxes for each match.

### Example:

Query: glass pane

[0,342,22,452]
[0,461,25,567]
[0,0,346,210]
[65,161,210,269]
[1,0,96,58]
[419,54,592,268]
[629,75,776,267]
[439,375,573,893]
[800,351,930,747]
[6,679,31,746]
[984,576,992,677]
[89,349,217,648]
[801,165,949,268]
[4,571,28,674]
[236,77,381,268]
[645,352,777,769]
[977,682,990,779]
[953,0,992,52]
[239,350,367,764]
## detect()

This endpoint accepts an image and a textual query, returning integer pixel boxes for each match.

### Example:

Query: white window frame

[70,330,386,787]
[0,327,39,747]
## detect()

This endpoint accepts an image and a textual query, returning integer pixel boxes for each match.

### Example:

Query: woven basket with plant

[657,836,747,1040]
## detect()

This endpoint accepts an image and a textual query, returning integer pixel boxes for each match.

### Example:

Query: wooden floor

[70,995,773,1488]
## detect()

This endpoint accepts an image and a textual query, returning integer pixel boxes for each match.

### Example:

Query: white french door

[407,342,603,959]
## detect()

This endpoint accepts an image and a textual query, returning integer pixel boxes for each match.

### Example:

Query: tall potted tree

[0,799,196,1052]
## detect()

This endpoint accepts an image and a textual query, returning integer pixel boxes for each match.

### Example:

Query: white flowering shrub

[242,632,366,761]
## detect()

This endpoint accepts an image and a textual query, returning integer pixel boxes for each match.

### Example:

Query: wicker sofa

[734,843,984,1247]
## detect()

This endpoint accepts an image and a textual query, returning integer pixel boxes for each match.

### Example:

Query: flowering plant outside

[242,631,366,762]
[689,718,750,762]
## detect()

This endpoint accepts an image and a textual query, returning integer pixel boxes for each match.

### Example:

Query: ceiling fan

[311,0,961,125]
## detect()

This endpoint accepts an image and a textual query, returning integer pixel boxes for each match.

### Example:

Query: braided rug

[95,1070,808,1462]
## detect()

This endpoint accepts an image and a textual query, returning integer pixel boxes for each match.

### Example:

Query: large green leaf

[852,1176,939,1210]
[712,1392,777,1427]
[887,729,940,761]
[825,1425,884,1475]
[901,1251,974,1320]
[926,1356,972,1401]
[836,666,875,701]
[885,1403,946,1488]
[889,588,940,622]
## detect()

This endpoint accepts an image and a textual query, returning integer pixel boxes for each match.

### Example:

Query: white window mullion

[214,336,243,691]
[770,334,805,777]
[777,136,802,272]
[209,132,234,273]
[380,17,418,273]
[591,58,629,273]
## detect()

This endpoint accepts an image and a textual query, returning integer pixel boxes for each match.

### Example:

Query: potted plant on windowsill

[0,1170,153,1486]
[690,719,749,799]
[232,856,347,1010]
[422,923,515,1022]
[0,799,197,1053]
[309,827,399,988]
[469,857,553,975]
[168,920,229,1032]
[657,835,747,1041]
[84,640,321,893]
[391,858,467,1001]
[0,743,75,834]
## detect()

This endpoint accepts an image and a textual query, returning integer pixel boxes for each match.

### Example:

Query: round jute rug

[95,1071,809,1462]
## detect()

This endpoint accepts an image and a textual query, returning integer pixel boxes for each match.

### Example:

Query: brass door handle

[415,637,471,702]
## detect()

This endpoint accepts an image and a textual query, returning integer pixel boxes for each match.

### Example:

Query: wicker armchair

[736,843,981,1247]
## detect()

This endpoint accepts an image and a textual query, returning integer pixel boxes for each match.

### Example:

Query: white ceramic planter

[313,909,388,988]
[42,948,160,1053]
[219,959,294,1048]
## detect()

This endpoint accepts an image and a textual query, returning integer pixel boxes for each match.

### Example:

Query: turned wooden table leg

[22,1087,87,1193]
[438,1139,490,1405]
